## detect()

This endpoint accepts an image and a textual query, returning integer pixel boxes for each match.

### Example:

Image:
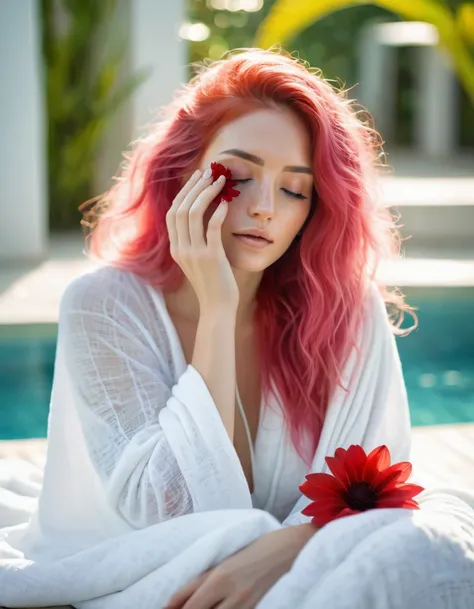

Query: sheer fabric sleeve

[58,269,251,529]
[281,285,412,527]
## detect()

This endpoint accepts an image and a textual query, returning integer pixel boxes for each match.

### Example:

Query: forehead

[206,107,313,165]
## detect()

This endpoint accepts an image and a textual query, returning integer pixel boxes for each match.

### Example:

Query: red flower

[210,161,240,203]
[299,445,425,528]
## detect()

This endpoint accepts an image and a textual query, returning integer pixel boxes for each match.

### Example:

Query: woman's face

[198,107,314,273]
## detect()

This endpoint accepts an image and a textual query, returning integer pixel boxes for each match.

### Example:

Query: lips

[235,234,270,243]
[233,234,272,249]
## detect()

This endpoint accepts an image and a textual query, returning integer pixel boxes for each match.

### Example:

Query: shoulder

[364,282,389,320]
[60,265,162,324]
[359,282,393,345]
[58,267,177,374]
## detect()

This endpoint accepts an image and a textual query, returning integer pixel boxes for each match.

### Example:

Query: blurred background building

[1,0,473,261]
[0,0,473,486]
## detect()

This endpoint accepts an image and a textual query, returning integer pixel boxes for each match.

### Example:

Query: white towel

[0,268,473,607]
[0,473,473,608]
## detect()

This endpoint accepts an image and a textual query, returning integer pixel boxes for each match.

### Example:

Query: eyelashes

[282,188,307,201]
[233,178,308,200]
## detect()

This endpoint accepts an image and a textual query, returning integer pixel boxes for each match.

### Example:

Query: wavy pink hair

[82,48,415,465]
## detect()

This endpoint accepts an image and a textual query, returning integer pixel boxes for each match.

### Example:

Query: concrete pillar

[358,25,398,142]
[94,0,133,194]
[415,45,458,158]
[130,0,187,139]
[95,0,188,194]
[0,0,48,264]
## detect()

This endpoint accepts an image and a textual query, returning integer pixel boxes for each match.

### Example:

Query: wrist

[284,523,318,552]
[199,303,238,323]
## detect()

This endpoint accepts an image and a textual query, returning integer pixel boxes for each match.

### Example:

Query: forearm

[286,523,319,552]
[256,523,319,574]
[192,306,238,442]
[272,523,318,569]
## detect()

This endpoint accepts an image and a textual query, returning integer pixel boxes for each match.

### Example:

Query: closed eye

[282,188,307,200]
[233,179,308,200]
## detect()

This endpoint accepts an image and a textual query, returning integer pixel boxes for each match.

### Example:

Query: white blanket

[0,464,473,609]
[1,270,473,607]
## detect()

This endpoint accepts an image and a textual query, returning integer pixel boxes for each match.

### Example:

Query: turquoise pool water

[0,288,473,440]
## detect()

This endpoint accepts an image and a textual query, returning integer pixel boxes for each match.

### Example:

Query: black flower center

[344,482,378,511]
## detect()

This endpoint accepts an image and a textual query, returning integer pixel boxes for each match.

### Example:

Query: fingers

[163,571,210,609]
[189,176,226,248]
[167,165,227,255]
[166,169,201,258]
[175,170,214,247]
[170,169,202,210]
[206,200,228,252]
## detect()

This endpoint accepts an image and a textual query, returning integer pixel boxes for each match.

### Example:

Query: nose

[247,179,276,220]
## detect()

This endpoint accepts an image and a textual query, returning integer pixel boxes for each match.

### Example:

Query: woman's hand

[163,525,316,609]
[166,166,239,310]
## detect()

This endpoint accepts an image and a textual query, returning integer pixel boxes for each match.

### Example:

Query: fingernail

[192,169,201,180]
[203,167,212,179]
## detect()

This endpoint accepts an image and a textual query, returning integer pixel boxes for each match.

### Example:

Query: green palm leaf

[255,0,474,105]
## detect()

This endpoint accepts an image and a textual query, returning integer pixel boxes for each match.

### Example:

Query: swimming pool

[0,288,473,440]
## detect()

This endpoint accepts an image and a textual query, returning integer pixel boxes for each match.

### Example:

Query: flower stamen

[344,482,378,511]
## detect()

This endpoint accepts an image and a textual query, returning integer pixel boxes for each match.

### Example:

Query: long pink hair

[82,48,415,465]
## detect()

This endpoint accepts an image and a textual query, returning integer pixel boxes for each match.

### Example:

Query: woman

[0,48,425,608]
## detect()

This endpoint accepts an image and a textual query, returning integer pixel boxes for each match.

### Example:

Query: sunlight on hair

[83,48,417,465]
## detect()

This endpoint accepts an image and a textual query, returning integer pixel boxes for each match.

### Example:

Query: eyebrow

[218,149,313,175]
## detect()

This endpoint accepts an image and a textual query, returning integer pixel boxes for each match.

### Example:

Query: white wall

[130,0,187,140]
[358,22,458,157]
[95,0,188,194]
[0,0,187,263]
[416,46,458,158]
[0,0,48,263]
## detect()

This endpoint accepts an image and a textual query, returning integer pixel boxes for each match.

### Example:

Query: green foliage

[188,0,473,148]
[40,0,150,230]
[187,0,276,78]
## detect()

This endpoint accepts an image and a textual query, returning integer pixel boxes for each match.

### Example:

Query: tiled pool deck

[1,156,473,493]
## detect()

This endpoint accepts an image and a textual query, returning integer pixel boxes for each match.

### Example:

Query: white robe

[0,266,473,608]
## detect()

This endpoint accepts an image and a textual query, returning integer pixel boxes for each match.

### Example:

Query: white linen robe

[0,265,472,608]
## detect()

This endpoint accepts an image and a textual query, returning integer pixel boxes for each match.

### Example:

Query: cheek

[283,203,311,237]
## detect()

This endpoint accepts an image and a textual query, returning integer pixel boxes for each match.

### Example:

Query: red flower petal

[210,161,232,180]
[219,186,241,203]
[301,498,346,517]
[299,480,321,502]
[399,499,421,510]
[310,495,349,511]
[378,483,425,503]
[377,497,421,510]
[362,445,391,483]
[343,445,368,483]
[310,506,359,528]
[390,461,413,483]
[299,473,346,499]
[325,456,351,490]
[377,495,420,509]
[302,498,348,522]
[210,161,240,204]
[300,444,423,527]
[372,462,412,492]
[380,482,425,497]
[334,447,348,460]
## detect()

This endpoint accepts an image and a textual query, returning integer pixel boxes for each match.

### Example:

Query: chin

[226,251,273,273]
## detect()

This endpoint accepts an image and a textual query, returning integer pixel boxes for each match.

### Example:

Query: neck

[165,268,263,329]
[233,267,263,326]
